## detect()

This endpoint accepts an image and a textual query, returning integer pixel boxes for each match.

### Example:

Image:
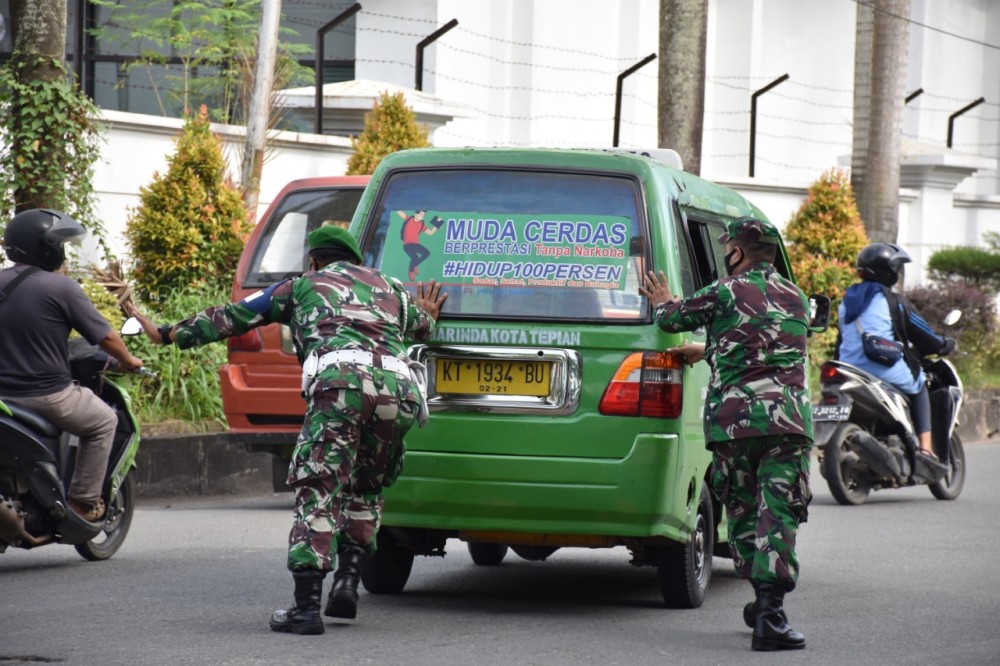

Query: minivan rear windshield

[245,186,365,286]
[366,168,646,321]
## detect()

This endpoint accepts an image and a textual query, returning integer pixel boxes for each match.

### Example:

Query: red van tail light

[599,351,683,418]
[228,330,263,352]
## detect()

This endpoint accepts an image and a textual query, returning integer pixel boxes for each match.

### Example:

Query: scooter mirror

[943,309,962,327]
[807,294,831,335]
[120,317,144,336]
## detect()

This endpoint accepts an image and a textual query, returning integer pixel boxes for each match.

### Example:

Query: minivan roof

[371,147,765,222]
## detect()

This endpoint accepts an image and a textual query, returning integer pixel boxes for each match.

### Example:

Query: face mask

[723,248,741,276]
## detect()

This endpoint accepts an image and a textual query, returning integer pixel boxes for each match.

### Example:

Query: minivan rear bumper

[382,433,709,544]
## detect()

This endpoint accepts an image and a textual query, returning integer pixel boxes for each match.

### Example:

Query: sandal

[68,497,106,522]
[917,448,940,462]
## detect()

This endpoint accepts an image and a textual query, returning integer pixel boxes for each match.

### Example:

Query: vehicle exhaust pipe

[851,431,902,479]
[0,498,52,548]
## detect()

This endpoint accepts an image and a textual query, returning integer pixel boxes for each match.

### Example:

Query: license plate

[435,358,552,396]
[813,404,851,422]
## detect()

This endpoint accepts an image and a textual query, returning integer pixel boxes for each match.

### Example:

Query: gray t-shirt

[0,265,112,396]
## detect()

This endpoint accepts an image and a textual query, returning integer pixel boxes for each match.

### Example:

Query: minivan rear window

[366,168,646,321]
[245,186,365,286]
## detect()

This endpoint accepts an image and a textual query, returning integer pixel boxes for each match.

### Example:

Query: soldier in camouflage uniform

[639,217,812,652]
[131,225,446,636]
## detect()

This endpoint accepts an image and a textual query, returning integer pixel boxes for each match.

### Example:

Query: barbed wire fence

[94,2,1000,190]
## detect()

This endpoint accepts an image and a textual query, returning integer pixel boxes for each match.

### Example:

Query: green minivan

[350,147,815,608]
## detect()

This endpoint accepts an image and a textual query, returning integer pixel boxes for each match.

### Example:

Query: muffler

[850,431,902,479]
[0,498,51,547]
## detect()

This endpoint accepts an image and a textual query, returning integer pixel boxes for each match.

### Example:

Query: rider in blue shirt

[837,243,955,461]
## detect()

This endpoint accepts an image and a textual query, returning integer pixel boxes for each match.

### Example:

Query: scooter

[814,310,965,506]
[0,318,150,560]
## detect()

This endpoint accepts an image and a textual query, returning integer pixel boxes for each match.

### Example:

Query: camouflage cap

[307,225,362,262]
[718,216,780,246]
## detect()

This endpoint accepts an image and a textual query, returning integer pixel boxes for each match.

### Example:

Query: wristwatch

[158,324,173,345]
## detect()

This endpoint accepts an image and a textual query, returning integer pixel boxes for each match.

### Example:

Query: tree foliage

[785,169,868,303]
[346,91,431,175]
[784,168,869,368]
[90,0,310,123]
[927,246,1000,294]
[125,106,251,302]
[0,3,105,259]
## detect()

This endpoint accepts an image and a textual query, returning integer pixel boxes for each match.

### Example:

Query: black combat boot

[752,583,805,651]
[325,543,367,619]
[744,581,791,628]
[743,582,759,628]
[270,570,326,635]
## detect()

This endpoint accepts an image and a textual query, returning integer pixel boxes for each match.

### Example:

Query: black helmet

[2,209,86,271]
[856,242,911,286]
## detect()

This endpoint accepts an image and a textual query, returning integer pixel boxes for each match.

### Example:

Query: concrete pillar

[898,140,996,286]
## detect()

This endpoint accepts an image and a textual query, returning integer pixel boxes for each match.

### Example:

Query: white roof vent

[607,148,684,171]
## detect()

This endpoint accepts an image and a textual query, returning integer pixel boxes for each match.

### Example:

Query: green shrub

[120,283,232,429]
[784,168,869,379]
[125,105,250,303]
[927,247,1000,294]
[905,281,1000,388]
[79,276,125,333]
[346,91,430,175]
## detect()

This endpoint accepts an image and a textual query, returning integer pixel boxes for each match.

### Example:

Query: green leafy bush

[906,281,1000,388]
[783,168,869,377]
[927,247,1000,294]
[0,63,107,256]
[346,91,430,175]
[120,283,232,429]
[125,105,250,303]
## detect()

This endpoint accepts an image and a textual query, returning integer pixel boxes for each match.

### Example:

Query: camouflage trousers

[709,434,812,591]
[286,366,418,572]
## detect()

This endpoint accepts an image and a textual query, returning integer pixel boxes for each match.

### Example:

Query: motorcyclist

[835,242,955,467]
[0,209,143,522]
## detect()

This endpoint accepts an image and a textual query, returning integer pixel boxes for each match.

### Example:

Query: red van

[221,176,369,477]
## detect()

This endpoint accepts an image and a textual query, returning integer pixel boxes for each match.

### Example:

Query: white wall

[12,0,1000,287]
[79,110,353,264]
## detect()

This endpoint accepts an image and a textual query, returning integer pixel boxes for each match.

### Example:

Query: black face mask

[723,248,741,276]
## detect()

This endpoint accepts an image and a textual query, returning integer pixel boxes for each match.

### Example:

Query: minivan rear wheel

[360,529,414,594]
[468,541,508,565]
[656,483,713,608]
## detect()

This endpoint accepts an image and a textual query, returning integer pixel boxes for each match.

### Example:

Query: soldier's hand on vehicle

[416,280,448,319]
[668,342,706,366]
[124,305,167,345]
[639,270,679,307]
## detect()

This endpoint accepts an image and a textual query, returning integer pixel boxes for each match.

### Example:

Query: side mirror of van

[808,294,831,334]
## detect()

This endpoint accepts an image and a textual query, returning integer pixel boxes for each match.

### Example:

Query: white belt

[310,349,409,377]
[301,350,428,428]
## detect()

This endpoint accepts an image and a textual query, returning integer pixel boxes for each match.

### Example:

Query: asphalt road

[2,442,999,666]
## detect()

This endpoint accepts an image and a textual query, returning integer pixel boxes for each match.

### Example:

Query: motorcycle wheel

[929,433,966,500]
[822,423,872,506]
[75,473,136,561]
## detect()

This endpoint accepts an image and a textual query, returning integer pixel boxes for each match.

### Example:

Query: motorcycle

[814,310,965,505]
[0,317,150,560]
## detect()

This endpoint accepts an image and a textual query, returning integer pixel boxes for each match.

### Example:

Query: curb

[134,391,1000,498]
[134,431,296,497]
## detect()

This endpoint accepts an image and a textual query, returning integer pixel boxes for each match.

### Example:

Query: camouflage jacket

[654,262,813,443]
[173,262,436,385]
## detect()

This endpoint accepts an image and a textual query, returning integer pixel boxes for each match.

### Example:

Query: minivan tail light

[599,351,683,418]
[228,330,263,352]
